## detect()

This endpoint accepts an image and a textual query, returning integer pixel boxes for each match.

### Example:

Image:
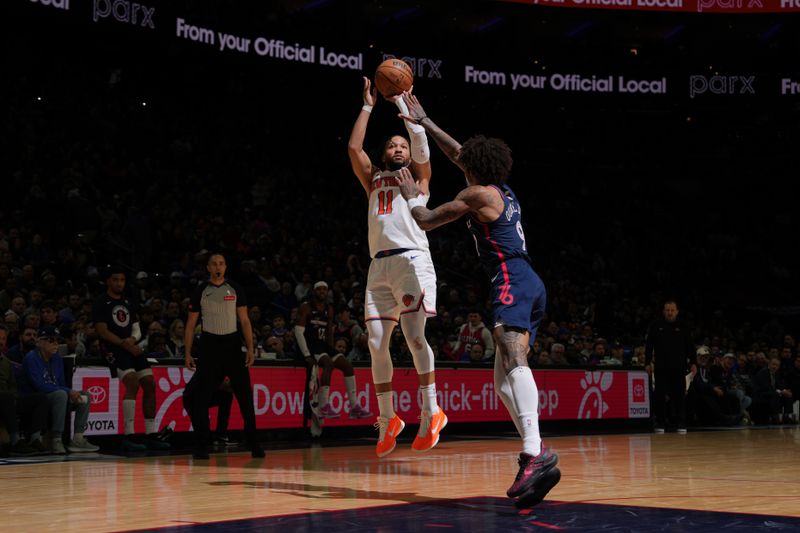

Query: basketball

[374,59,414,98]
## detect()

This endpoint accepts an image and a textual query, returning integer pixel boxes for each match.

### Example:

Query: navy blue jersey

[467,184,546,345]
[466,184,530,275]
[92,294,137,358]
[305,303,333,355]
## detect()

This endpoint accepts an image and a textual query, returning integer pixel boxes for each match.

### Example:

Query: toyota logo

[633,383,644,396]
[87,385,106,404]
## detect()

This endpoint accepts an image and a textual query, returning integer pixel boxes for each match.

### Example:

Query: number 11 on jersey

[377,190,394,215]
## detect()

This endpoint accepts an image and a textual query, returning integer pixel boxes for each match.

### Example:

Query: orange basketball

[374,59,414,98]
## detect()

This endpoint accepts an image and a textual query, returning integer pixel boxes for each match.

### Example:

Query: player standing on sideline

[347,78,446,457]
[293,281,372,419]
[94,265,168,451]
[184,252,264,460]
[395,92,559,505]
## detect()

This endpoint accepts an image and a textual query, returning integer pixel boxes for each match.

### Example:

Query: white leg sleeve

[344,375,357,407]
[395,97,429,164]
[506,366,542,456]
[494,354,523,437]
[319,386,330,408]
[367,320,395,385]
[123,399,136,435]
[399,312,435,375]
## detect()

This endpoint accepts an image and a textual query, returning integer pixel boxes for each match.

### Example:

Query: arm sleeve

[131,322,142,342]
[395,97,430,164]
[294,325,311,357]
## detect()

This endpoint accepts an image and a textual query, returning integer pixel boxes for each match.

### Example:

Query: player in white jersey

[347,77,447,457]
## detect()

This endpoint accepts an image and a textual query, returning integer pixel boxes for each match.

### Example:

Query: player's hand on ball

[362,77,378,107]
[399,91,427,124]
[396,167,420,200]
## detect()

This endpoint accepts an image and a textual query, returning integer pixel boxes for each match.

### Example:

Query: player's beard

[387,158,410,171]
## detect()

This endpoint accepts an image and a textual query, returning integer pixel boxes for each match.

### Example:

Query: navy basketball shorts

[490,258,546,345]
[110,350,152,379]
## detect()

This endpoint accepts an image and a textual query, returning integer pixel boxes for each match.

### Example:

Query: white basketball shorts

[365,250,437,322]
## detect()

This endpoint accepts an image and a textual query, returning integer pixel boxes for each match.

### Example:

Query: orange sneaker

[375,415,405,458]
[411,408,447,452]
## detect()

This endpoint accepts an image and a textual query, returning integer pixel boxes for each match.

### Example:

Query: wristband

[362,104,373,113]
[407,196,427,210]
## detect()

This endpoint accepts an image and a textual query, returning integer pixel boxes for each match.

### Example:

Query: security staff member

[185,252,264,459]
[645,300,695,433]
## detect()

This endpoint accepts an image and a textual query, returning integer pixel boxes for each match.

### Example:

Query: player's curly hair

[457,135,513,186]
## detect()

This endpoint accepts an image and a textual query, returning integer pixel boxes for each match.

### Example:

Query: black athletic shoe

[514,467,562,509]
[144,434,171,450]
[507,447,559,498]
[211,433,237,448]
[152,427,174,443]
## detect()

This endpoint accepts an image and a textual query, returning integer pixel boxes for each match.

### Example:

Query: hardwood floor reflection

[1,427,798,532]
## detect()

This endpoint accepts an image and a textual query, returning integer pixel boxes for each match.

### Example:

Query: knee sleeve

[367,320,394,385]
[400,312,434,375]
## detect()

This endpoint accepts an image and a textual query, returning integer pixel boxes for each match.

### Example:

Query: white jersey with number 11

[367,170,429,258]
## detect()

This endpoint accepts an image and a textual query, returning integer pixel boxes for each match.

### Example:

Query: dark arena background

[1,1,799,532]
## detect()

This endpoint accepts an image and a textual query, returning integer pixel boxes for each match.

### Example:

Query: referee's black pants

[190,332,257,449]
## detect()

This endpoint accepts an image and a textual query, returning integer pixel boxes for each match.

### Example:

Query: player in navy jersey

[396,92,559,507]
[293,281,371,421]
[93,265,168,451]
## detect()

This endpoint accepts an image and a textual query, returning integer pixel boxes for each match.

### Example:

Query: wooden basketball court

[2,427,798,531]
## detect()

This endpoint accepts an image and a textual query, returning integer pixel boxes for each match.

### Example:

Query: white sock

[420,384,439,414]
[320,386,330,408]
[506,366,541,456]
[145,419,156,435]
[123,399,136,435]
[376,391,395,419]
[344,376,357,408]
[74,432,84,440]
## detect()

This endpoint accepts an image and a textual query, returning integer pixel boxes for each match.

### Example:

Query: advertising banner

[73,366,650,435]
[503,0,800,14]
[21,1,800,101]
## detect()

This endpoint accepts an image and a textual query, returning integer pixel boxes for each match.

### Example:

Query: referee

[185,252,264,460]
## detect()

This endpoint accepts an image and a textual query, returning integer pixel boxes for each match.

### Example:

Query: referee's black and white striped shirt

[189,280,247,335]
